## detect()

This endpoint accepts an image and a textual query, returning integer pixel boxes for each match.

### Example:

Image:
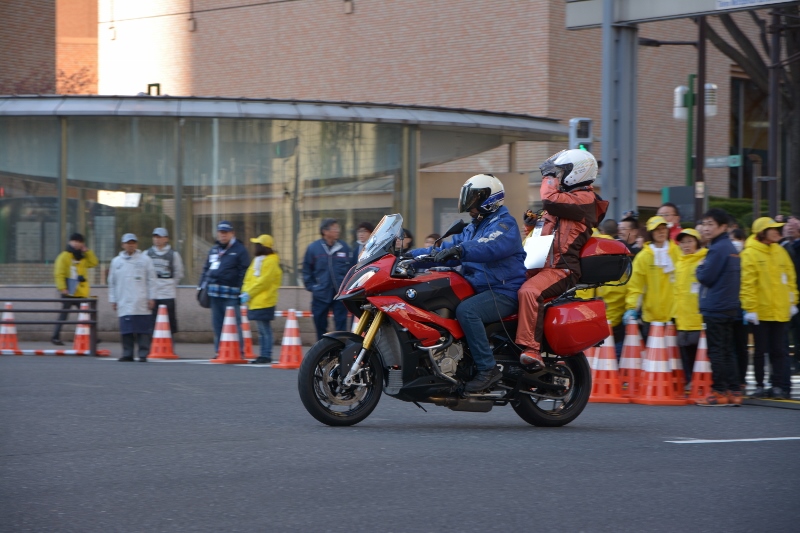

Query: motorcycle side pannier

[543,299,608,355]
[578,237,632,285]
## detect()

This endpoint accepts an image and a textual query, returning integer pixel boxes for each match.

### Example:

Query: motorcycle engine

[432,343,464,378]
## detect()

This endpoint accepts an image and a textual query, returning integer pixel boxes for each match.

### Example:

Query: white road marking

[666,437,800,444]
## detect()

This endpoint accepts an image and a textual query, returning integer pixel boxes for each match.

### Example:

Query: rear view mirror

[435,219,468,247]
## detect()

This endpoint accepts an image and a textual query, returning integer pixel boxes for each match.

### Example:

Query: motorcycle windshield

[357,214,403,265]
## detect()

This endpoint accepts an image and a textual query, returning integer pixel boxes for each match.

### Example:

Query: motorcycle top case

[543,299,608,355]
[578,237,631,285]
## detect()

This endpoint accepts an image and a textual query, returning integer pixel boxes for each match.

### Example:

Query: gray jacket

[146,245,184,299]
[108,250,157,316]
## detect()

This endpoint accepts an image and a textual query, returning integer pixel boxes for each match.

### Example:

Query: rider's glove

[400,252,415,259]
[623,309,638,324]
[433,245,462,263]
[239,292,250,304]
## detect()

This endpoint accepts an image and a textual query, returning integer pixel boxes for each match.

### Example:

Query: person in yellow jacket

[52,233,99,346]
[240,234,282,364]
[741,217,798,399]
[623,216,681,340]
[576,233,627,358]
[671,228,708,386]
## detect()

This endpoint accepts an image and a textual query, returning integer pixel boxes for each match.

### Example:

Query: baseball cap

[751,217,784,235]
[250,234,275,248]
[676,228,701,242]
[646,215,668,232]
[152,227,169,237]
[121,233,138,243]
[217,221,234,232]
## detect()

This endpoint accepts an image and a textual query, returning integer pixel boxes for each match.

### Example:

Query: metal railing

[2,298,100,355]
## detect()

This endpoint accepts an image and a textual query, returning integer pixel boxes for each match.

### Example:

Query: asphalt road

[1,356,799,533]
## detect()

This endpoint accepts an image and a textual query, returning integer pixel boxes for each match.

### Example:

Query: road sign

[705,156,742,168]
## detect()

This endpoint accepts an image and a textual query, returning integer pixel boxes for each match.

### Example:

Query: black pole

[695,17,707,222]
[767,11,781,217]
[89,299,97,356]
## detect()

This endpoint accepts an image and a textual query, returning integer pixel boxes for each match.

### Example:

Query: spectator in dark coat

[199,221,250,357]
[303,218,353,340]
[695,209,742,406]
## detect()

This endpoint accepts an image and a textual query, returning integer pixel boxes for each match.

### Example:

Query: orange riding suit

[515,176,608,352]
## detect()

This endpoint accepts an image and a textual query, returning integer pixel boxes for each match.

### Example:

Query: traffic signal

[569,118,592,152]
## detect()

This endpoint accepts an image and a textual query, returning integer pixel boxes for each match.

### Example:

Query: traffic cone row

[273,309,303,369]
[632,322,687,406]
[148,304,179,359]
[1,302,19,351]
[619,318,642,399]
[240,305,255,360]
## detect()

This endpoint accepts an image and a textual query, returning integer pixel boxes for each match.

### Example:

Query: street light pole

[685,74,696,187]
[694,17,707,222]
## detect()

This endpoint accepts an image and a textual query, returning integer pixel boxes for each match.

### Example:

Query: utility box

[662,186,695,224]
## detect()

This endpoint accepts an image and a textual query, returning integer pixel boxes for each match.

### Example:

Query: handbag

[196,282,211,308]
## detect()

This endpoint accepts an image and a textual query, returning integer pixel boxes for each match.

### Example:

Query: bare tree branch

[719,14,769,71]
[703,19,769,94]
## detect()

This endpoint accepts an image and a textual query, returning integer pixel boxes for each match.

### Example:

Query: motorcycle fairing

[367,295,465,346]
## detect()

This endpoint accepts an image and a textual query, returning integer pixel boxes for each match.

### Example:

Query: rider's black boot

[464,368,502,393]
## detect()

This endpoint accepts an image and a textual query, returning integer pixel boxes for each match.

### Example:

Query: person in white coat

[147,227,184,335]
[109,234,157,362]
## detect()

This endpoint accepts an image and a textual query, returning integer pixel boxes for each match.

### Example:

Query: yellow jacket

[53,249,99,297]
[242,253,282,310]
[671,247,708,331]
[625,241,681,323]
[575,235,627,326]
[740,236,797,322]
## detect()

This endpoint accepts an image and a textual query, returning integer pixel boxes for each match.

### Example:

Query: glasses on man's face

[657,212,677,218]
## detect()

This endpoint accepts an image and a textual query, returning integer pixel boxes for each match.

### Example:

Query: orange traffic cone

[148,304,179,359]
[589,322,630,403]
[351,314,360,333]
[619,318,642,399]
[687,326,713,403]
[71,303,91,355]
[665,321,687,397]
[1,302,19,351]
[210,306,247,364]
[586,345,599,372]
[273,309,303,369]
[632,322,687,406]
[240,305,255,360]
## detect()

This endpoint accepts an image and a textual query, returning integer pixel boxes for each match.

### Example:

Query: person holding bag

[240,235,282,364]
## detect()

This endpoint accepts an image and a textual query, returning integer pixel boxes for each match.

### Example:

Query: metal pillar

[694,17,707,222]
[767,11,781,217]
[685,74,696,187]
[601,0,638,221]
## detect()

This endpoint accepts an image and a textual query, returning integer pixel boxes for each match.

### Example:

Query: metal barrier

[2,298,101,356]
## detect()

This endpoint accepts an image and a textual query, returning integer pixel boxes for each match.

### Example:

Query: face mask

[732,240,743,252]
[666,222,674,229]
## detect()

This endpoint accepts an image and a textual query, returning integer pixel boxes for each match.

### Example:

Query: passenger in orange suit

[516,149,608,368]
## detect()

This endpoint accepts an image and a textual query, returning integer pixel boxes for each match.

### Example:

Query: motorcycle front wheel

[512,352,591,427]
[298,337,384,427]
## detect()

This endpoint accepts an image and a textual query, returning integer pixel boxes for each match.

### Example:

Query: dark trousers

[151,298,178,334]
[311,296,348,341]
[612,322,625,360]
[52,294,81,340]
[733,321,749,387]
[122,333,151,359]
[702,316,740,393]
[753,321,789,392]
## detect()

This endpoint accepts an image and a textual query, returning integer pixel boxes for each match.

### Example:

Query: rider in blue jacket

[411,174,526,392]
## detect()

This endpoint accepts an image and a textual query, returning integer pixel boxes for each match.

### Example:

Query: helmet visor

[458,183,487,213]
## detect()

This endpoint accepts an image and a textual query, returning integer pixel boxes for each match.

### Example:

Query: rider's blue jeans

[456,291,518,372]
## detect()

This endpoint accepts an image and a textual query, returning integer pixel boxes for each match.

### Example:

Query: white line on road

[666,437,800,444]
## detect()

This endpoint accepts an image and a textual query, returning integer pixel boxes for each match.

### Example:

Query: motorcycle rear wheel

[298,337,383,427]
[512,352,591,427]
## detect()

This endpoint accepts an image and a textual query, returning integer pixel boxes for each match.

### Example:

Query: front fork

[342,309,383,386]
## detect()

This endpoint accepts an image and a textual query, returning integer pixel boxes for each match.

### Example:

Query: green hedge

[708,196,791,233]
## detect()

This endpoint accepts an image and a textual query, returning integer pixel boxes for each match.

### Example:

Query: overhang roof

[0,95,568,142]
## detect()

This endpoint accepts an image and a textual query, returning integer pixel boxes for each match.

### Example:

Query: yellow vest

[740,236,797,322]
[625,241,681,323]
[671,247,708,331]
[242,254,282,310]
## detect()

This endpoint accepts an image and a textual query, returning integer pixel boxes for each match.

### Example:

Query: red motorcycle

[298,214,631,427]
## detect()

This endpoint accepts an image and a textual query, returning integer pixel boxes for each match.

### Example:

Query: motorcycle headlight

[346,267,378,291]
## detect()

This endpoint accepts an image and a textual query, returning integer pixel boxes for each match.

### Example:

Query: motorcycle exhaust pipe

[429,396,493,413]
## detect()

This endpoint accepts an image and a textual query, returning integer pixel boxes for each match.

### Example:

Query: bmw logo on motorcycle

[406,289,417,299]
